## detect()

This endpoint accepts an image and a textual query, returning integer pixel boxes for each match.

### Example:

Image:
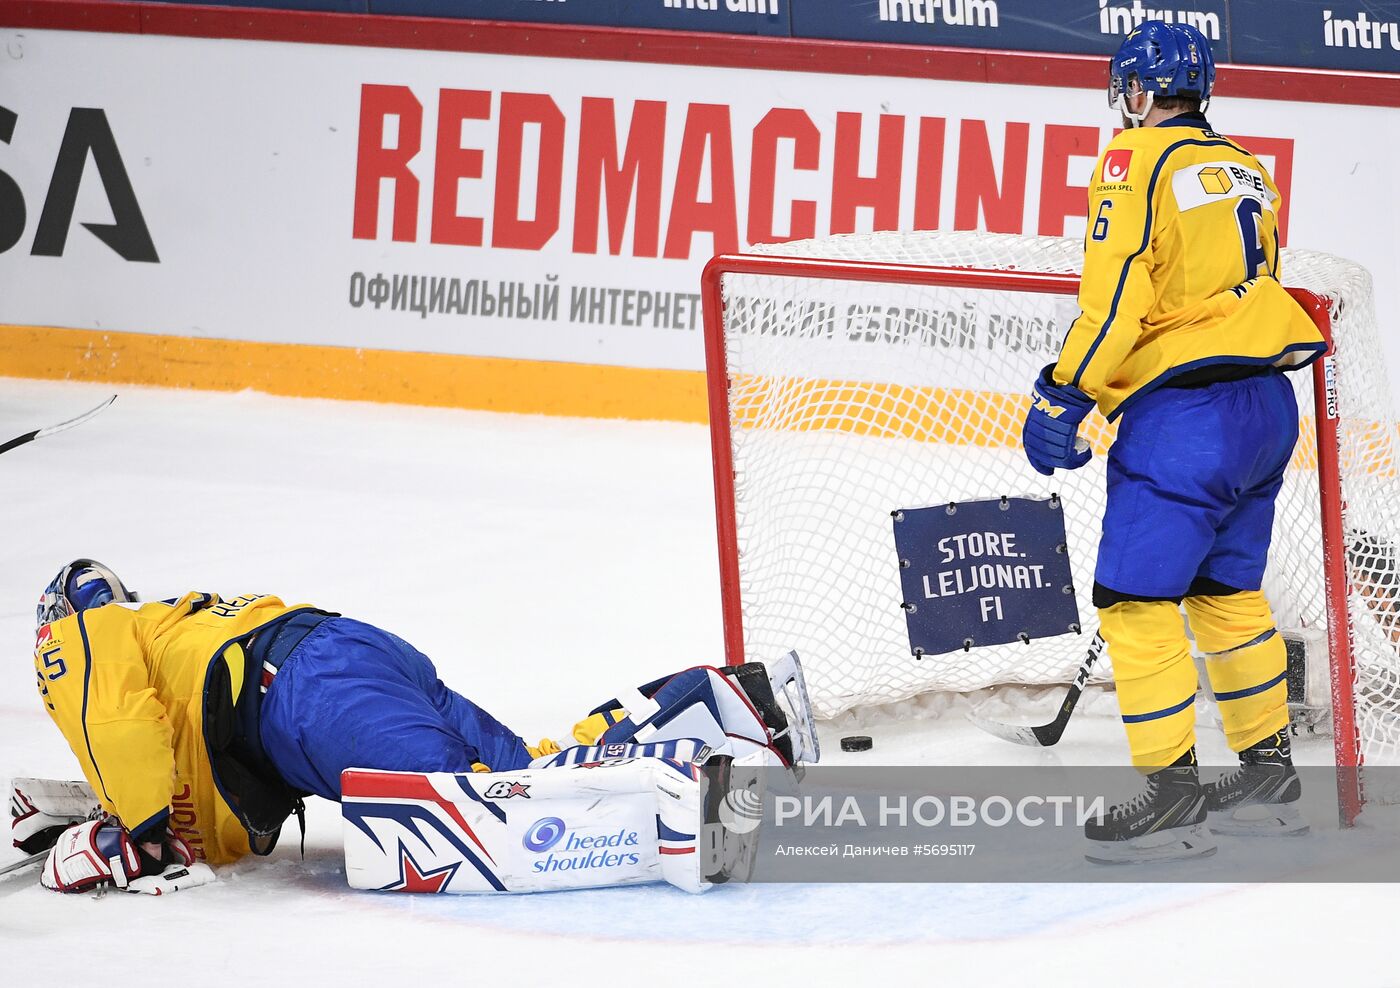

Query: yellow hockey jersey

[34,593,308,864]
[1053,114,1325,418]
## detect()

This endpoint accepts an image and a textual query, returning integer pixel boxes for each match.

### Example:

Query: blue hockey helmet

[37,558,137,628]
[1109,20,1216,126]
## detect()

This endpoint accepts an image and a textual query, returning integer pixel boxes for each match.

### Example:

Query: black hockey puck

[840,735,873,752]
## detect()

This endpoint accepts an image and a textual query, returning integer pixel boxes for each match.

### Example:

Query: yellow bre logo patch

[1198,166,1231,195]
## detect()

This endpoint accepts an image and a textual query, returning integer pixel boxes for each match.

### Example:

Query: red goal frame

[700,254,1362,827]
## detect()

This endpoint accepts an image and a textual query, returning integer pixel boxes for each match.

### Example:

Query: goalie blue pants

[258,617,532,801]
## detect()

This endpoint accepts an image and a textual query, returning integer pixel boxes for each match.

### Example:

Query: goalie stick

[5,777,97,889]
[0,850,45,879]
[0,394,117,457]
[966,633,1106,747]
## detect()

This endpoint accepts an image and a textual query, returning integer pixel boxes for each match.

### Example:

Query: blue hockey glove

[1022,365,1094,477]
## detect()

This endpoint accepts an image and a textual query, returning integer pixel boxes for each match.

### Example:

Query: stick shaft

[0,850,45,878]
[0,395,117,457]
[1032,633,1105,745]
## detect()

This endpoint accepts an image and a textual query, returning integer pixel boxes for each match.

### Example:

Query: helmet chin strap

[1114,89,1154,128]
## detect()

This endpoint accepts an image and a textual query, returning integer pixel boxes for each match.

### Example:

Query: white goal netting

[710,230,1400,772]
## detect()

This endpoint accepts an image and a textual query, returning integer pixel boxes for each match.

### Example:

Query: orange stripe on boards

[3,325,1376,477]
[0,324,710,423]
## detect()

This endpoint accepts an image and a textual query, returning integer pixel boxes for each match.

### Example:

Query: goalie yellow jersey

[33,593,304,864]
[1053,113,1326,418]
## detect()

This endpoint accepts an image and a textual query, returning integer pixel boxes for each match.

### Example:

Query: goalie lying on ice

[24,559,817,895]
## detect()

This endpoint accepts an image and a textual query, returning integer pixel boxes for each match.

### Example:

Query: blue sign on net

[893,496,1080,657]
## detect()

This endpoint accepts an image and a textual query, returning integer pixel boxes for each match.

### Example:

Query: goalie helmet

[1109,20,1216,126]
[36,558,137,628]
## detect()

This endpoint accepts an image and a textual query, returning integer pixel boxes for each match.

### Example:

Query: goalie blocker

[342,654,816,894]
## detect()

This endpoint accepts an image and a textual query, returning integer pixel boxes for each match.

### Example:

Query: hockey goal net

[702,230,1399,823]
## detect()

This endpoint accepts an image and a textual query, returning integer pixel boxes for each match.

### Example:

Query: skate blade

[1085,823,1218,865]
[1208,802,1310,837]
[768,650,821,767]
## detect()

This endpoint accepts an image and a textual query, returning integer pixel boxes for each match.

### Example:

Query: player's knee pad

[1185,593,1288,751]
[1098,600,1195,684]
[1183,590,1275,653]
[1098,600,1198,770]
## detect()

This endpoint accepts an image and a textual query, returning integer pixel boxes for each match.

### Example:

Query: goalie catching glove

[41,819,215,895]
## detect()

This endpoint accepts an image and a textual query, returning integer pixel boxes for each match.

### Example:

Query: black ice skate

[1085,749,1216,864]
[719,652,820,770]
[1204,729,1309,836]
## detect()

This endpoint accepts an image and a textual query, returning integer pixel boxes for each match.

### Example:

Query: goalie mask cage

[701,231,1400,827]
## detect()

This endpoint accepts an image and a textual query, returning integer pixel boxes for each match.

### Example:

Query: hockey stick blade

[963,709,1047,746]
[965,633,1106,748]
[0,394,117,456]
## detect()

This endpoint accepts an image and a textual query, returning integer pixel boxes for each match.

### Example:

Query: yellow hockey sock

[525,737,561,760]
[1099,600,1199,770]
[1185,592,1288,752]
[571,708,627,746]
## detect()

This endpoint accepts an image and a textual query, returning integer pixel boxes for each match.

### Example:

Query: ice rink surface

[2,378,1397,985]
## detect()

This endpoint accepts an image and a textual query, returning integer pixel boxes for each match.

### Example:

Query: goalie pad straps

[341,758,713,895]
[529,738,710,769]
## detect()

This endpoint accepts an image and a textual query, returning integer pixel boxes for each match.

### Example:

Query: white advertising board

[0,28,1395,374]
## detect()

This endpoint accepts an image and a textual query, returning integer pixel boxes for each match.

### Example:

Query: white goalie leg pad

[625,668,775,760]
[598,666,802,766]
[341,757,715,895]
[592,653,819,770]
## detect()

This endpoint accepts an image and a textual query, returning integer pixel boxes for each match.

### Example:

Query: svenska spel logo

[523,816,566,852]
[1102,149,1134,182]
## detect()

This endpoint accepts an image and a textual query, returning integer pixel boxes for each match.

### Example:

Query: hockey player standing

[1020,22,1326,862]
